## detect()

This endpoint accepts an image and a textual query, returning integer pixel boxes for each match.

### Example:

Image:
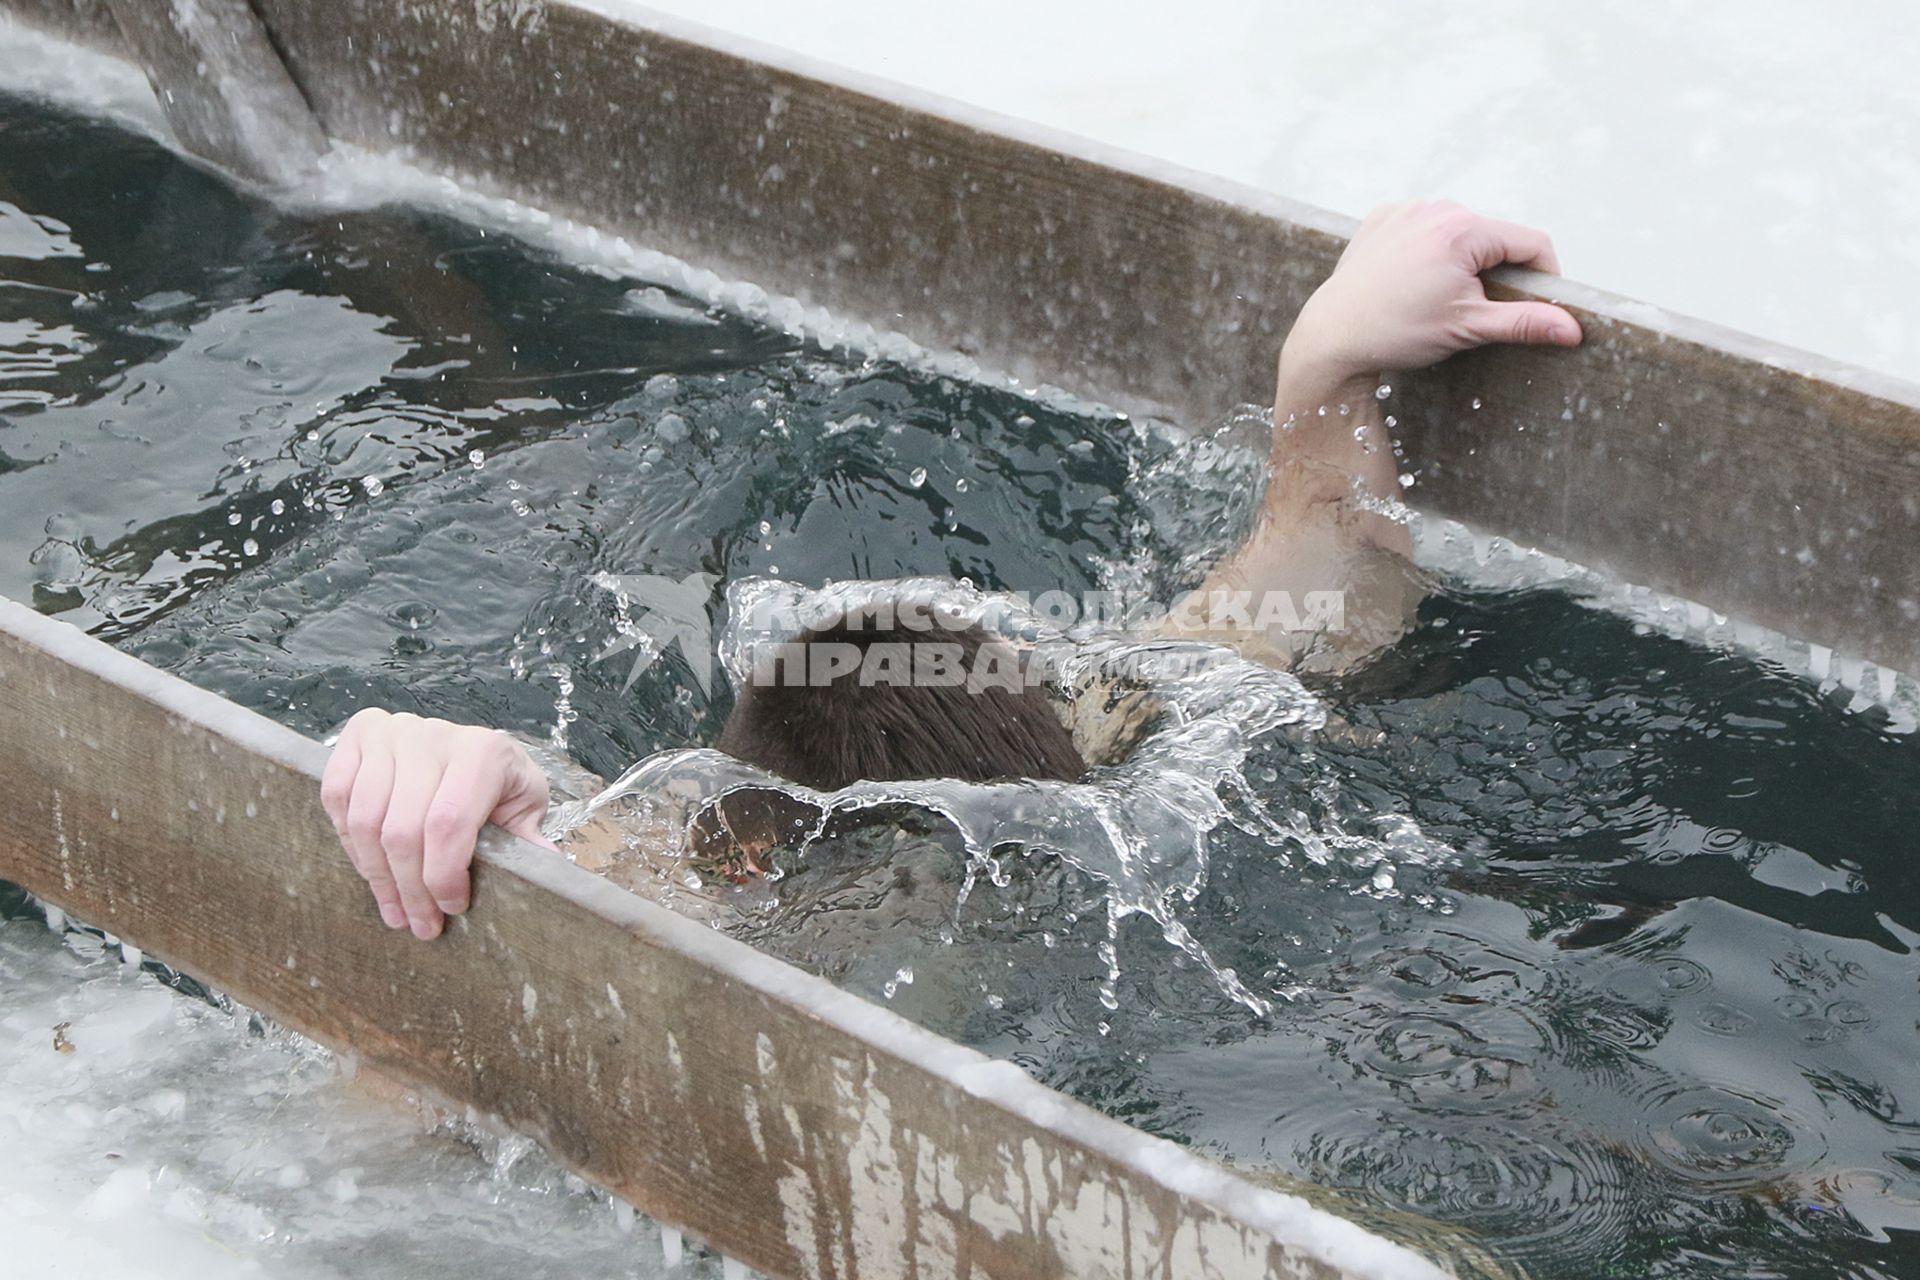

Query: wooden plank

[0,0,121,47]
[9,1,1920,672]
[101,0,327,186]
[237,0,1918,677]
[0,597,1441,1280]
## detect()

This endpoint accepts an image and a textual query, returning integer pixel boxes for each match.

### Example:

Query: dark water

[4,95,1918,1279]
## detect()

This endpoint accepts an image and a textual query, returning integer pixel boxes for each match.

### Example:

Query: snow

[0,917,703,1278]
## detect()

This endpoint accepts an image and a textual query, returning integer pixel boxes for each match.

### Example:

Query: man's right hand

[320,709,555,940]
[1281,198,1582,392]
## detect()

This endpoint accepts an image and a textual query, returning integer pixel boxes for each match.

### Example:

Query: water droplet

[227,511,242,526]
[1375,383,1392,400]
[1398,473,1415,488]
[907,467,928,489]
[242,538,259,557]
[469,449,486,469]
[883,966,914,998]
[269,499,285,516]
[1471,397,1483,410]
[1695,1003,1754,1037]
[1827,1000,1873,1028]
[1654,958,1711,994]
[1775,993,1818,1019]
[1371,864,1396,892]
[362,476,385,497]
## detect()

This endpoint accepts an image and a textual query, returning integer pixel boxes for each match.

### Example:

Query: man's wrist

[1275,343,1379,419]
[1277,302,1379,408]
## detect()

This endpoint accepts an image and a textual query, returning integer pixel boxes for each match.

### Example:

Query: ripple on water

[1291,1114,1643,1265]
[1789,1017,1848,1046]
[1348,1009,1548,1113]
[1567,998,1668,1058]
[1700,826,1748,855]
[1311,940,1566,1116]
[1378,947,1477,994]
[1826,999,1875,1030]
[1602,955,1712,1002]
[1776,992,1821,1019]
[1693,1002,1756,1037]
[1363,936,1546,1006]
[1549,950,1726,1067]
[1628,1079,1824,1191]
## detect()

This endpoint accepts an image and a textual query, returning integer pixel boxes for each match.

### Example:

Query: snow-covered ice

[0,914,734,1278]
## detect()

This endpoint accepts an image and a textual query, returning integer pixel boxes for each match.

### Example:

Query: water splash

[584,574,1347,1016]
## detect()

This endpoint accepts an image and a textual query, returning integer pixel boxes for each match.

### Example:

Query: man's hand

[1282,199,1582,392]
[1185,200,1583,675]
[320,709,555,940]
[1267,199,1585,539]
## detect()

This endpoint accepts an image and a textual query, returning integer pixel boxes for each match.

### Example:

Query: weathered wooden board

[9,0,1920,674]
[248,1,1920,680]
[2,0,118,45]
[102,0,327,186]
[0,597,1438,1280]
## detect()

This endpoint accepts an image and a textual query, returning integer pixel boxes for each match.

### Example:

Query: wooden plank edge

[253,0,1920,677]
[0,595,1450,1280]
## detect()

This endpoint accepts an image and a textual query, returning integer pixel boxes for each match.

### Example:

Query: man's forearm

[1144,201,1582,674]
[1158,346,1414,673]
[1265,324,1412,557]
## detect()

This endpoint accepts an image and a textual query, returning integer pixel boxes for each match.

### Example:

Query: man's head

[697,604,1087,864]
[716,604,1087,788]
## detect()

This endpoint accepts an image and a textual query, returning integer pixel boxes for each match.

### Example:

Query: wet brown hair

[695,606,1086,864]
[715,605,1088,790]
